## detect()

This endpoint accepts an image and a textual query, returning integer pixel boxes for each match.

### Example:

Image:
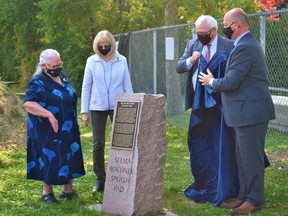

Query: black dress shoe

[92,180,104,193]
[59,190,78,199]
[42,193,60,204]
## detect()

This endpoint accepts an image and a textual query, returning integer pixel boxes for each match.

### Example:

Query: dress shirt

[209,31,250,88]
[186,34,219,90]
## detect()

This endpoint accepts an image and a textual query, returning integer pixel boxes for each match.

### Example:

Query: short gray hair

[34,49,60,76]
[195,15,218,31]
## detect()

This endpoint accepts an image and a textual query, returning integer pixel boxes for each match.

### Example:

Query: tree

[258,0,287,21]
[178,0,261,23]
[0,0,282,94]
[35,0,103,92]
[0,0,41,89]
[164,0,183,115]
[35,0,166,93]
[14,0,41,88]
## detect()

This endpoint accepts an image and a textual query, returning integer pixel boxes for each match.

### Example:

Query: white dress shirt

[209,31,250,87]
[186,34,218,90]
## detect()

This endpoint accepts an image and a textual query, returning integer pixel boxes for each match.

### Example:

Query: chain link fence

[115,9,288,143]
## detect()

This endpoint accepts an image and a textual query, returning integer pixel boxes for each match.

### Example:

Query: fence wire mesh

[115,9,288,144]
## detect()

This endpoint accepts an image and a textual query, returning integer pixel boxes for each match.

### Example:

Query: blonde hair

[34,49,60,76]
[93,30,116,56]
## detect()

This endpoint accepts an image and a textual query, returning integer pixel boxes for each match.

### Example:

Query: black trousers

[91,110,113,183]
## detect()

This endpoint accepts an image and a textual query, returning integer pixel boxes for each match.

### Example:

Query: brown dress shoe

[230,201,261,215]
[221,199,245,209]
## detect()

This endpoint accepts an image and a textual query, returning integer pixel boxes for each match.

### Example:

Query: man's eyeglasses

[46,62,63,69]
[194,28,214,36]
[224,22,235,29]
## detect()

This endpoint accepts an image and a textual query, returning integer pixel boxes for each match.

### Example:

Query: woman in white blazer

[81,30,133,193]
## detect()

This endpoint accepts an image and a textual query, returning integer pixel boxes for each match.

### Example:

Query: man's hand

[189,51,201,64]
[198,68,214,86]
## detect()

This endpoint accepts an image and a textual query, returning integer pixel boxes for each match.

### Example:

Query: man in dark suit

[176,15,234,111]
[199,8,275,214]
[176,15,239,206]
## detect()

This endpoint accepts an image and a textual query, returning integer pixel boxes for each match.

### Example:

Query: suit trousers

[234,121,269,207]
[91,110,114,183]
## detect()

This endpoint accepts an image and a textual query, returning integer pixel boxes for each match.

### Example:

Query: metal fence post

[119,9,288,138]
[129,33,132,74]
[153,30,157,94]
[260,15,266,55]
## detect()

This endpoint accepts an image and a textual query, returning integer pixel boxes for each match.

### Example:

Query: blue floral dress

[24,71,85,185]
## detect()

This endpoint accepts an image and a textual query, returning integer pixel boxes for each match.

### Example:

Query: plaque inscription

[111,100,140,150]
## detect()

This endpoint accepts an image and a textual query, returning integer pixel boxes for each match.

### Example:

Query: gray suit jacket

[176,35,234,111]
[212,32,275,127]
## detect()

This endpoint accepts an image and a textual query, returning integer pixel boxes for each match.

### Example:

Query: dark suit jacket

[176,35,234,111]
[212,32,275,127]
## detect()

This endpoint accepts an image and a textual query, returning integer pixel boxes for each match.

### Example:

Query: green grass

[0,111,288,216]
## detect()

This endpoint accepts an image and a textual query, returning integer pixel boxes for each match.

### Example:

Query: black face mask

[223,25,234,39]
[197,34,212,45]
[47,67,62,77]
[98,45,111,56]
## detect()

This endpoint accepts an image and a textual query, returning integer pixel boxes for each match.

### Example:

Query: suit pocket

[225,95,247,125]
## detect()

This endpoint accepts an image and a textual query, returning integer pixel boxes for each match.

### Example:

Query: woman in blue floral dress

[24,49,85,204]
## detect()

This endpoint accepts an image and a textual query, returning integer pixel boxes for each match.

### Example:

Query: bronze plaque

[111,100,140,150]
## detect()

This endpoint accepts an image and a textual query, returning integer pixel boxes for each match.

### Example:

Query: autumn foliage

[259,0,287,21]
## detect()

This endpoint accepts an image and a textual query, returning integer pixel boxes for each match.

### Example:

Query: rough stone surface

[102,93,166,216]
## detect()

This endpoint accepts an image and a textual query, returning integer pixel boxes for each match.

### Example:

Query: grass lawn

[0,110,287,216]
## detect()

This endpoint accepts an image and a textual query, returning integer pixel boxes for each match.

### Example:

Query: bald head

[225,8,248,26]
[223,8,249,39]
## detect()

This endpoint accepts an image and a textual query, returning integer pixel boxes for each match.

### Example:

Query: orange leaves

[258,0,286,21]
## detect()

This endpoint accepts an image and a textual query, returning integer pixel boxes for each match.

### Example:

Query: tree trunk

[164,0,183,115]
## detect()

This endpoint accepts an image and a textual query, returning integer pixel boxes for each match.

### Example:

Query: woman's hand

[82,113,90,127]
[47,114,58,133]
[24,101,58,133]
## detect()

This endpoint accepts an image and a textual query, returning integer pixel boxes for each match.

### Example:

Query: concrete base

[269,96,288,133]
[88,204,179,216]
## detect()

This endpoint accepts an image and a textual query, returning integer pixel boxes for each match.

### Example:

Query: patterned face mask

[47,67,62,77]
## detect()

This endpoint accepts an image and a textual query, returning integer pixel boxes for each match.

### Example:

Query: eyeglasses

[224,22,235,28]
[46,62,63,69]
[98,45,111,49]
[194,28,214,36]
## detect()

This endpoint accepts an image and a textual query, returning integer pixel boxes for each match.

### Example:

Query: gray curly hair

[34,49,60,76]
